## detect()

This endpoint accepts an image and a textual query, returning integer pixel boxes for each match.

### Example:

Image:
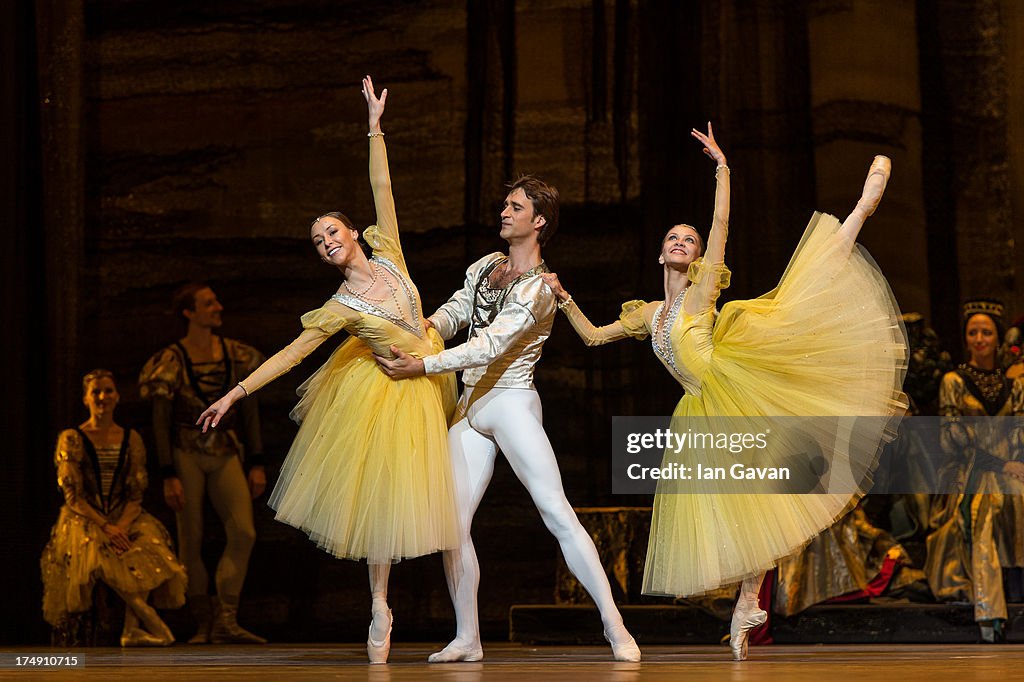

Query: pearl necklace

[343,262,380,298]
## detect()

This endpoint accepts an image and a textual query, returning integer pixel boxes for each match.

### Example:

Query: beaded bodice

[331,255,424,339]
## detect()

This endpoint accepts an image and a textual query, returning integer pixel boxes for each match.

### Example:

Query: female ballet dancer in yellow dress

[543,123,907,660]
[198,76,458,664]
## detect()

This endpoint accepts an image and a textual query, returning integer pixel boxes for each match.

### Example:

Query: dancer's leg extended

[428,413,498,663]
[480,389,639,660]
[838,155,890,246]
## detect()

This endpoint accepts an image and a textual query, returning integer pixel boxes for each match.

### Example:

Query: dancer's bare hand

[691,121,726,167]
[540,272,570,303]
[376,345,426,379]
[163,477,185,512]
[248,466,266,499]
[196,387,243,433]
[362,75,388,132]
[422,317,434,333]
[103,521,132,553]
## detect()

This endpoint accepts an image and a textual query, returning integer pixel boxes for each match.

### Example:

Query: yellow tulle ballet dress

[561,164,908,596]
[238,136,459,564]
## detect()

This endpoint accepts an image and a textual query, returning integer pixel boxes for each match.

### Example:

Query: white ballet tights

[440,387,626,649]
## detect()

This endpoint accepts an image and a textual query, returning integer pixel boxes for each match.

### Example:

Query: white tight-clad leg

[475,390,627,634]
[429,410,498,662]
[431,387,637,662]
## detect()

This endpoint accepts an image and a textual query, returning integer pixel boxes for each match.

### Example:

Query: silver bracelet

[557,294,574,310]
[367,131,385,138]
[715,163,730,177]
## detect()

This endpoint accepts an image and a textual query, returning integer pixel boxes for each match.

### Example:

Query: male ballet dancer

[377,176,640,663]
[140,283,267,644]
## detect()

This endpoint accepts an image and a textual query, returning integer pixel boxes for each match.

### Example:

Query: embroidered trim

[331,255,424,337]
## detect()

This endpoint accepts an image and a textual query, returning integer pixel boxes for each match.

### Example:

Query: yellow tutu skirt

[643,212,908,597]
[40,509,187,626]
[268,330,460,564]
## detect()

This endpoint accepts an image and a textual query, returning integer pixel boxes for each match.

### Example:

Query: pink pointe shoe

[729,602,767,662]
[367,608,392,664]
[857,155,891,217]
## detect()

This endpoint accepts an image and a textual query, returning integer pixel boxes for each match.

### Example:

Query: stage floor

[2,643,1020,680]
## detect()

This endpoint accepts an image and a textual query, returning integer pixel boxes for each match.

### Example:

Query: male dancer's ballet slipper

[427,641,484,663]
[604,623,641,662]
[367,608,393,664]
[856,155,891,217]
[729,603,767,661]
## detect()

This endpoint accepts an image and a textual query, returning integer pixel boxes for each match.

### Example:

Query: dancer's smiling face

[83,376,119,420]
[966,313,999,365]
[183,287,223,329]
[312,216,362,268]
[660,224,702,270]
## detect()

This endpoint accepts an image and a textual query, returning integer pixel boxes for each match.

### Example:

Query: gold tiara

[963,299,1004,320]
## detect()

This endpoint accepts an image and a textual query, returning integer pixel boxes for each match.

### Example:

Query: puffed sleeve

[54,429,85,505]
[686,257,732,290]
[138,347,183,401]
[423,275,553,375]
[124,430,148,503]
[238,300,358,395]
[560,299,652,346]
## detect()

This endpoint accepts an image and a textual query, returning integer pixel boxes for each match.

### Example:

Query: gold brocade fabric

[139,338,264,460]
[924,369,1024,622]
[40,430,186,626]
[774,505,923,616]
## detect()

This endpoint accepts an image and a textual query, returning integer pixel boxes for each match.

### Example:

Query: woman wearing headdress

[925,299,1024,642]
[542,123,907,660]
[197,76,458,664]
[41,370,186,646]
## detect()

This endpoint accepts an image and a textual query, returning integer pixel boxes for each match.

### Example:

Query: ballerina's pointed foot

[857,155,891,217]
[729,605,767,662]
[120,627,174,647]
[604,623,641,662]
[427,640,484,663]
[366,607,393,664]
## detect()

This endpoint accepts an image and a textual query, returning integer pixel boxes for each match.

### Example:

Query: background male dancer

[140,283,267,644]
[377,177,640,663]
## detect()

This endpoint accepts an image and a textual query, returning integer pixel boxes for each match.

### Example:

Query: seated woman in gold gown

[544,124,907,660]
[41,370,186,646]
[926,300,1024,643]
[197,77,458,664]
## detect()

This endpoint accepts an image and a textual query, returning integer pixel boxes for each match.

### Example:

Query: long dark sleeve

[152,396,176,478]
